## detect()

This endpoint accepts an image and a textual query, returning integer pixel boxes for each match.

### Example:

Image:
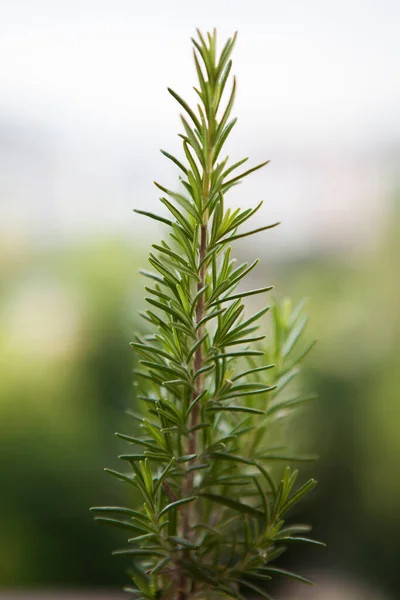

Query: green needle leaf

[159,496,197,517]
[168,87,202,132]
[160,149,188,174]
[168,535,199,549]
[208,405,265,415]
[94,517,148,533]
[112,548,165,557]
[199,493,264,517]
[276,536,326,547]
[260,567,314,585]
[134,209,172,226]
[215,222,281,245]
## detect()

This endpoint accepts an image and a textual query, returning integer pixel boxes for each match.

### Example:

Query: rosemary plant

[92,29,322,600]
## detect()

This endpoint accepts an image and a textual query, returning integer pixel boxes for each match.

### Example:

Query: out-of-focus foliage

[0,239,144,586]
[279,196,400,597]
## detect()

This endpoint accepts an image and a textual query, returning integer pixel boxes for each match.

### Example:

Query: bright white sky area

[1,0,399,254]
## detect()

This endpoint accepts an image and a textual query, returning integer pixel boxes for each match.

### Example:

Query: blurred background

[0,1,399,598]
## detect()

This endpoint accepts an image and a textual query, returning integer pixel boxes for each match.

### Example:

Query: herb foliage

[92,29,322,600]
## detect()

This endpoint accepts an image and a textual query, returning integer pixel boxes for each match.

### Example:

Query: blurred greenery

[0,199,399,596]
[274,196,400,596]
[0,239,144,586]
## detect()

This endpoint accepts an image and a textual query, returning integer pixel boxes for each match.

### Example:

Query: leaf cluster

[92,29,322,600]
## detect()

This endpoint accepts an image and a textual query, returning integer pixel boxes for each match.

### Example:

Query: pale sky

[0,0,399,251]
[1,0,399,144]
